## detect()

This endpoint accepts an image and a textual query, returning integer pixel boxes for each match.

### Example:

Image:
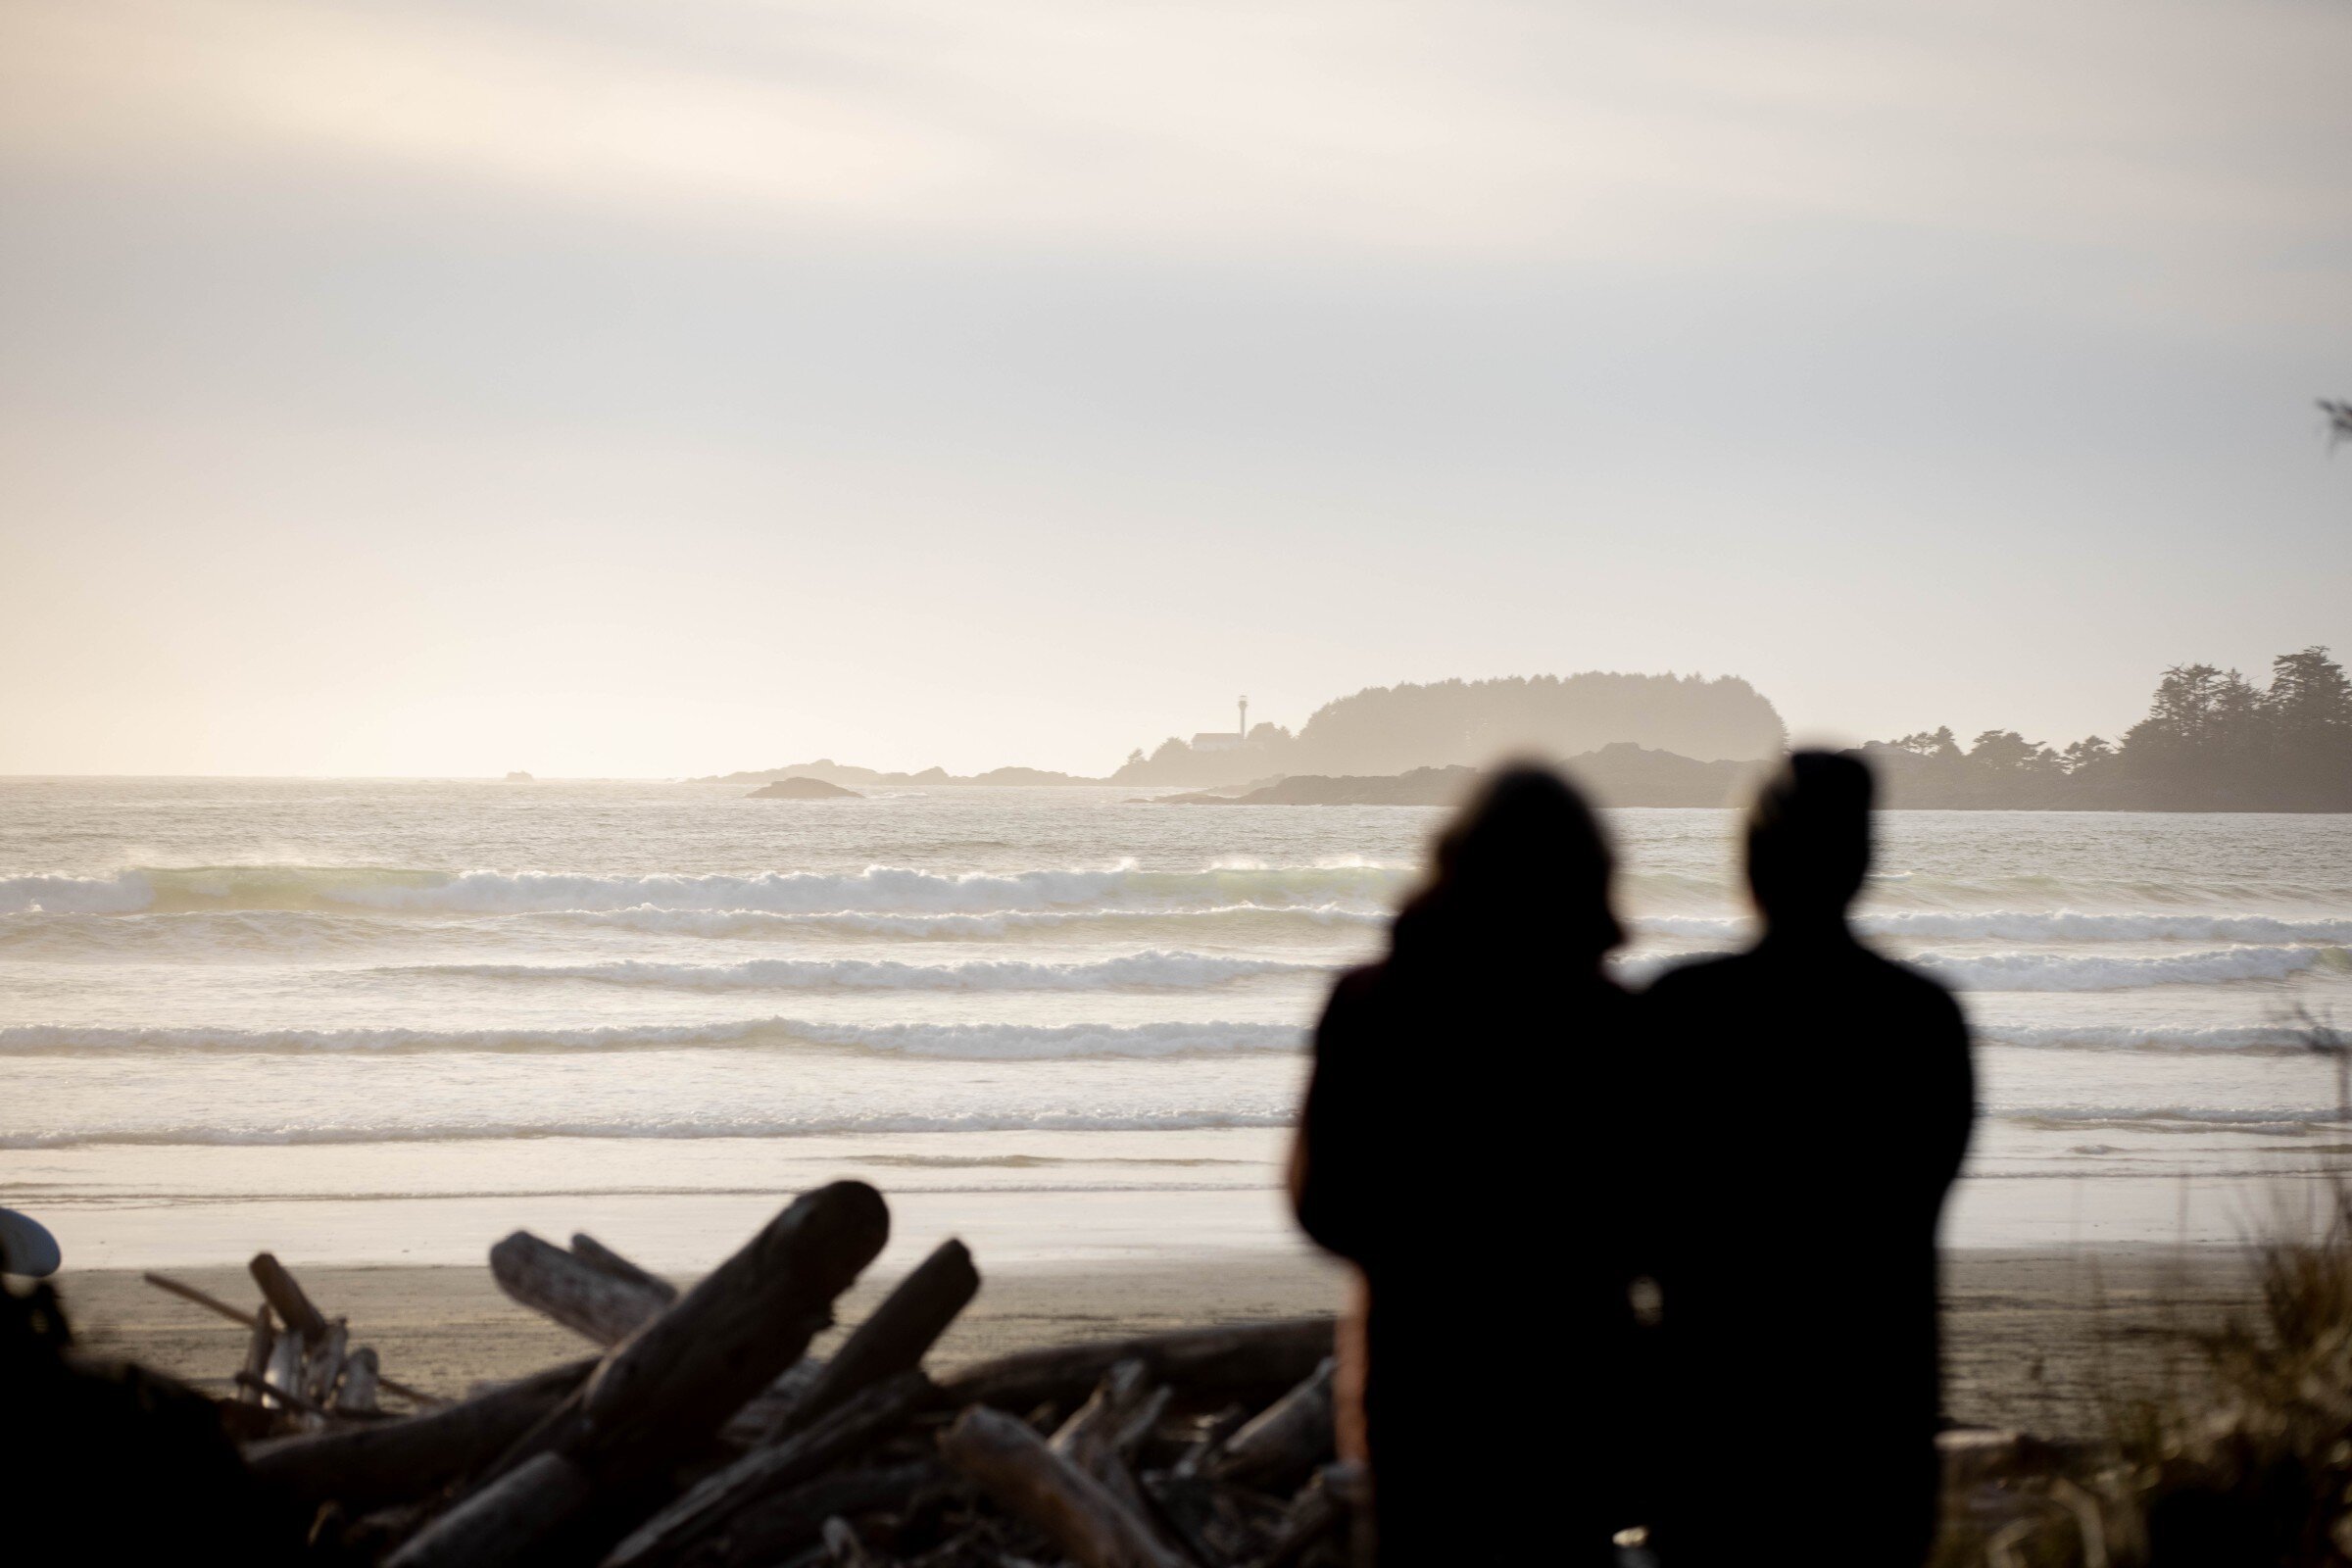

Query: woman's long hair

[1388,762,1622,974]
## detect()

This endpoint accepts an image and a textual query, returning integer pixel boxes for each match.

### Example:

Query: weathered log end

[491,1230,671,1348]
[941,1404,1187,1568]
[568,1234,679,1304]
[250,1251,328,1341]
[773,1235,979,1442]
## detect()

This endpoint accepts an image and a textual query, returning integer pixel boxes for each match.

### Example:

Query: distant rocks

[1161,766,1479,807]
[747,776,862,800]
[504,771,533,782]
[1567,742,1767,808]
[698,758,1103,787]
[1158,745,1769,808]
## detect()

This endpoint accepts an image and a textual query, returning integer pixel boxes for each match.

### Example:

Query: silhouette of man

[1642,752,1974,1566]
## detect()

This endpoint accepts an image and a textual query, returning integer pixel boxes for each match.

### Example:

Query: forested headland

[1863,648,2352,811]
[1111,671,1787,787]
[701,653,2351,811]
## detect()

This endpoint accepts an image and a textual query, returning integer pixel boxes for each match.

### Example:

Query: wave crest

[1912,944,2345,992]
[402,951,1316,992]
[0,1016,1303,1059]
[0,1107,1297,1151]
[0,863,1409,917]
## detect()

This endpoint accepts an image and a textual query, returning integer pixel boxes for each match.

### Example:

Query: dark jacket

[1640,933,1975,1567]
[1294,955,1639,1565]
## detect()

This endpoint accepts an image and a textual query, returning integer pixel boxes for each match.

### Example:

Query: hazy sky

[2,0,2347,776]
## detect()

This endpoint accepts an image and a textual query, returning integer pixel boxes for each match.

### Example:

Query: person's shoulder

[1642,950,1754,999]
[1313,961,1390,1039]
[1863,949,1968,1020]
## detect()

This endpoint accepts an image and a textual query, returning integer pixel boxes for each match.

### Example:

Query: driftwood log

[1050,1359,1168,1528]
[249,1358,597,1511]
[1256,1462,1362,1568]
[387,1181,891,1568]
[240,1303,276,1408]
[338,1348,383,1417]
[266,1326,307,1417]
[938,1318,1335,1416]
[568,1234,678,1303]
[770,1238,979,1442]
[142,1270,442,1408]
[237,1369,333,1420]
[304,1317,351,1408]
[400,1451,601,1567]
[1207,1357,1335,1492]
[688,1461,942,1568]
[603,1370,935,1568]
[490,1231,672,1348]
[941,1404,1190,1568]
[251,1251,329,1341]
[163,1181,1354,1568]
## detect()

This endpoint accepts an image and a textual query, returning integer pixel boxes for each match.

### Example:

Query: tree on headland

[1867,648,2352,810]
[1893,726,1963,760]
[2060,736,2115,773]
[1966,730,2062,776]
[2322,398,2352,451]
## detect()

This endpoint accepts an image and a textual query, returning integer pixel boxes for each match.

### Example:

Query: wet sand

[57,1245,2251,1436]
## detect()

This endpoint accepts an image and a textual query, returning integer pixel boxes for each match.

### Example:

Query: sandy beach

[58,1245,2253,1439]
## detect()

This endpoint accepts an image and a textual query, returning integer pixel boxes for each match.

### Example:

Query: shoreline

[58,1244,2253,1438]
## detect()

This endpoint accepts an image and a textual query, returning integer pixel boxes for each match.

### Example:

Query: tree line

[1114,671,1788,787]
[1865,648,2352,810]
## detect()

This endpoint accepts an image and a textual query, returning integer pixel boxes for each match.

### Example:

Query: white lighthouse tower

[1190,695,1254,754]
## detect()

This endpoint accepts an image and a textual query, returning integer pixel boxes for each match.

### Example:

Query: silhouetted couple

[1291,753,1976,1566]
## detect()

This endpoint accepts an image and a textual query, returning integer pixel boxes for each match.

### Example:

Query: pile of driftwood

[143,1181,1355,1568]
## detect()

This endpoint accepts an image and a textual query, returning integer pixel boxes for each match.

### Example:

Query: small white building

[1191,697,1250,752]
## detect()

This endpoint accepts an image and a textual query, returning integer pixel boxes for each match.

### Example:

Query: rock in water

[748,777,862,800]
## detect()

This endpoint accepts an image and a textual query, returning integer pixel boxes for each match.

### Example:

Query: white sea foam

[544,903,1388,940]
[0,862,1410,917]
[1981,1024,2305,1054]
[0,871,158,915]
[0,1017,1303,1059]
[403,951,1316,991]
[1640,911,2352,945]
[1618,945,2345,991]
[0,1107,1298,1151]
[1856,871,2352,913]
[1911,944,2345,992]
[2005,1105,2348,1133]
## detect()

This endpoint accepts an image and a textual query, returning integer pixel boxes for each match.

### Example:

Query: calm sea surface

[5,779,2349,1268]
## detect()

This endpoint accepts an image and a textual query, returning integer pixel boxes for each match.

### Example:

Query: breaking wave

[1980,1024,2309,1054]
[2005,1105,2349,1135]
[0,863,1409,917]
[545,904,1388,941]
[0,1107,1298,1151]
[0,1016,1303,1059]
[399,951,1317,992]
[1910,945,2346,992]
[1639,911,2352,946]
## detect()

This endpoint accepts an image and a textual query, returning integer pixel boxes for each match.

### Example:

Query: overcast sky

[2,0,2347,776]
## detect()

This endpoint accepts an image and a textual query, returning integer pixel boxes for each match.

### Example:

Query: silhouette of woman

[1291,765,1637,1565]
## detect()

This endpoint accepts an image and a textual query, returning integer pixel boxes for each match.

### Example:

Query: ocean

[4,778,2350,1272]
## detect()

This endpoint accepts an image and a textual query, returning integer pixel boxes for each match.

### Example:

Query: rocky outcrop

[1160,767,1478,806]
[747,777,862,800]
[1157,746,1767,808]
[702,760,1102,787]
